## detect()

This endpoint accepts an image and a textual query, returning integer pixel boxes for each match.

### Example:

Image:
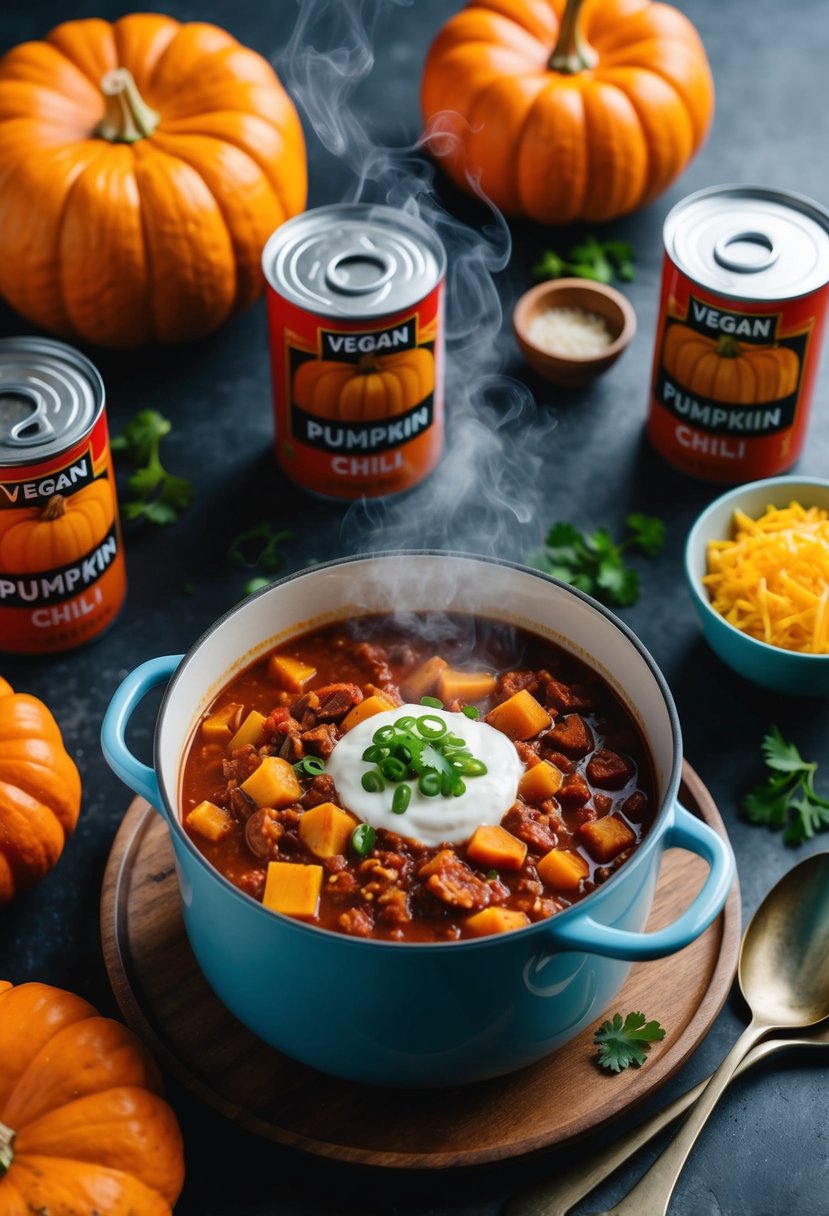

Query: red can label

[267,289,445,500]
[0,411,126,653]
[647,261,829,482]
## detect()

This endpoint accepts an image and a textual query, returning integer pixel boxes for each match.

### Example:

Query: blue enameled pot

[101,553,734,1087]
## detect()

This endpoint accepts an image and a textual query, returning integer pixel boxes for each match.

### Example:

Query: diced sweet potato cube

[268,654,317,692]
[437,669,497,704]
[537,848,589,891]
[186,800,233,842]
[486,689,552,741]
[342,692,396,732]
[240,756,301,808]
[228,710,267,752]
[519,759,563,804]
[579,815,636,863]
[467,824,527,871]
[201,702,244,744]
[299,801,357,858]
[401,655,448,701]
[465,908,530,937]
[263,861,322,918]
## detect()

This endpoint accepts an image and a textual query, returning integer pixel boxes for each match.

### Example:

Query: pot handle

[550,804,735,961]
[101,655,184,815]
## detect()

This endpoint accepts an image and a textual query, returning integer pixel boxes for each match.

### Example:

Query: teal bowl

[685,476,829,695]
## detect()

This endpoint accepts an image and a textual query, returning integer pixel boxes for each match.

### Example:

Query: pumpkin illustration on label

[0,480,115,573]
[662,324,800,404]
[293,348,435,422]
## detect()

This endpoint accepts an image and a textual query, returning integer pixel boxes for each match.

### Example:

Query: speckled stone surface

[1,2,828,1214]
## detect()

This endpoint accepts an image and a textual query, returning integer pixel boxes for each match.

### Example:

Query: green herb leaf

[595,1011,666,1073]
[530,514,665,608]
[625,513,667,558]
[533,236,637,285]
[743,728,829,845]
[112,409,193,526]
[228,522,292,573]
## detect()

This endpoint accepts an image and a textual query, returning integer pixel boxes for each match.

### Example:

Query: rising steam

[278,0,554,559]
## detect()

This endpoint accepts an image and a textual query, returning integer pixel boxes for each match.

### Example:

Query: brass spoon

[506,1019,829,1216]
[589,852,829,1216]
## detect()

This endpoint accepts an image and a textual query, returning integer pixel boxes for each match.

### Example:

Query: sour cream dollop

[326,703,524,847]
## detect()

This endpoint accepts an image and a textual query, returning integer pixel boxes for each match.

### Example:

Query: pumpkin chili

[180,612,656,942]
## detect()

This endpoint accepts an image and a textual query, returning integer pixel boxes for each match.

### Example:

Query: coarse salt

[529,306,613,357]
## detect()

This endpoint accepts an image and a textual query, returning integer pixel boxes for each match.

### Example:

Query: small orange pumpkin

[663,324,800,403]
[421,0,714,223]
[293,349,435,422]
[0,13,307,347]
[0,481,114,573]
[0,678,81,905]
[0,979,185,1214]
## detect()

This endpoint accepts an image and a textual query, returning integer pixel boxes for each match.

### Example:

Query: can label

[0,410,126,653]
[268,290,444,500]
[647,187,829,483]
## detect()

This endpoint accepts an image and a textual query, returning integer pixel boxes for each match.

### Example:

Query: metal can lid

[665,185,829,302]
[0,337,105,468]
[262,203,446,318]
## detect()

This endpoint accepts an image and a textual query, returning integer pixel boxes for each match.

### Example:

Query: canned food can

[0,337,127,654]
[262,203,446,500]
[647,185,829,482]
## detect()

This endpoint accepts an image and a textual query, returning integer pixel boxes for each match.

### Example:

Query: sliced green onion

[452,778,466,797]
[361,771,385,793]
[418,772,441,797]
[486,868,498,880]
[462,706,480,719]
[420,695,444,708]
[416,714,447,739]
[391,784,411,815]
[443,734,467,749]
[362,744,390,763]
[373,725,397,745]
[380,756,408,782]
[456,758,488,776]
[351,823,376,856]
[394,715,416,731]
[293,756,326,777]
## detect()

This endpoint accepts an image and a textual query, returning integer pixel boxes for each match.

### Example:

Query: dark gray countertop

[1,2,828,1214]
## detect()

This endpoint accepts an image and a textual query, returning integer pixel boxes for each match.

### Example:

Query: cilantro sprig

[227,522,292,595]
[534,236,636,285]
[112,409,193,526]
[529,513,666,608]
[743,727,829,845]
[595,1011,666,1073]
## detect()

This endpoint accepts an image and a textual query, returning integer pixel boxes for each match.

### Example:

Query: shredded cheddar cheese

[703,501,829,654]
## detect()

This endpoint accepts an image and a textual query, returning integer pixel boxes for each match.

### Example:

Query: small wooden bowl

[513,278,637,387]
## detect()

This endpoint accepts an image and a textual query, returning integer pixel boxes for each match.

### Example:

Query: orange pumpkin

[0,979,185,1214]
[0,13,307,348]
[294,349,435,422]
[421,0,714,223]
[0,481,114,573]
[0,678,81,905]
[663,324,800,403]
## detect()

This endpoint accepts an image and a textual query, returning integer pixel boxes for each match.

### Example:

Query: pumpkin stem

[716,335,742,359]
[40,493,67,521]
[357,354,381,375]
[548,0,598,74]
[95,68,160,144]
[0,1121,14,1177]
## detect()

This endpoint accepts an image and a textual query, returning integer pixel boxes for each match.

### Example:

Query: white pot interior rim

[154,551,684,944]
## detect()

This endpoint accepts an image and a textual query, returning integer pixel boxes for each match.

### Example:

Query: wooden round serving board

[100,762,740,1170]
